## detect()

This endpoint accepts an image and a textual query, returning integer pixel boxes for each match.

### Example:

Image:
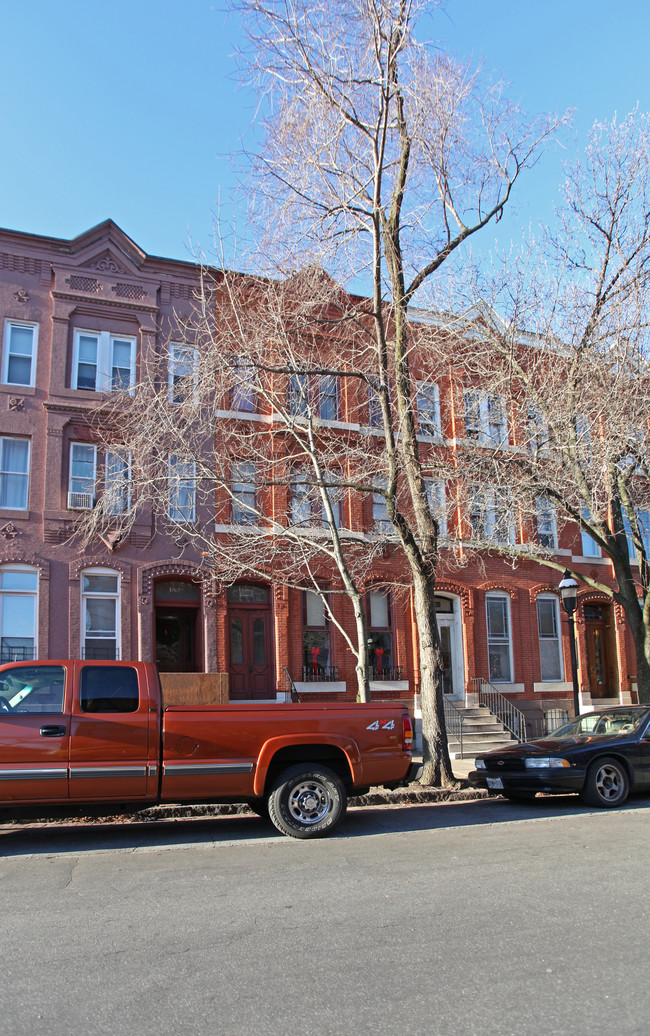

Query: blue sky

[1,1,648,267]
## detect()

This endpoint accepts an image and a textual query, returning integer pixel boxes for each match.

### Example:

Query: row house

[0,221,641,734]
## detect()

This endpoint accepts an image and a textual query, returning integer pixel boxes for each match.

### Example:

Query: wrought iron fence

[301,665,339,682]
[470,677,527,742]
[370,665,402,681]
[443,696,465,758]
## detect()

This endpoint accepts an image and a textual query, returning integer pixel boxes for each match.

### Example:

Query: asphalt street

[1,795,649,1036]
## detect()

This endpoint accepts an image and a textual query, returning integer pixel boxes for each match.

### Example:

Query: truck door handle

[40,725,66,737]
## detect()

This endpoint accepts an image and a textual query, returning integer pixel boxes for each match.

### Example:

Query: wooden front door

[228,607,274,699]
[584,604,617,699]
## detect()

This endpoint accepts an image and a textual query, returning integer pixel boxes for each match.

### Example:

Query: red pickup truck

[0,660,419,838]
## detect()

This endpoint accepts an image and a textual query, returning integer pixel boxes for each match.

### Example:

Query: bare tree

[456,111,650,702]
[233,0,565,783]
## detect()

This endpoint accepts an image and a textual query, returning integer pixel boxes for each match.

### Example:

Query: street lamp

[559,569,581,717]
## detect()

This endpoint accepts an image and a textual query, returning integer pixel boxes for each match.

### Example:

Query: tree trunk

[351,592,371,702]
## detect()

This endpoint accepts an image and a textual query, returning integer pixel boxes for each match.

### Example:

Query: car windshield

[550,710,645,738]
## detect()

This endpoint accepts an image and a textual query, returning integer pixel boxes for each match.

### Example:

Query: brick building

[0,221,640,733]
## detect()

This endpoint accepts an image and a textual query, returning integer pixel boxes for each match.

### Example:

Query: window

[623,509,650,562]
[81,569,120,660]
[486,593,513,683]
[528,405,550,455]
[80,665,139,713]
[289,373,309,418]
[0,665,64,714]
[469,488,515,544]
[303,591,332,679]
[372,482,391,533]
[416,382,441,438]
[425,480,448,538]
[72,330,136,394]
[231,361,257,412]
[367,379,383,427]
[537,595,563,681]
[291,470,312,526]
[464,391,507,446]
[318,376,339,421]
[536,498,558,549]
[291,469,341,529]
[232,461,256,524]
[0,565,38,662]
[580,508,601,557]
[0,437,29,510]
[68,444,131,513]
[168,455,196,522]
[367,590,394,677]
[2,320,37,386]
[169,343,197,403]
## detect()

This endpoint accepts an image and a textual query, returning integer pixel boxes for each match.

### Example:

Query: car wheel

[502,790,537,802]
[580,757,629,808]
[268,764,347,839]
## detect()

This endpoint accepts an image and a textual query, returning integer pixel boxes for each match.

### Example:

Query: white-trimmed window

[469,487,515,544]
[486,593,513,683]
[623,508,650,563]
[536,497,558,549]
[416,382,441,438]
[0,437,30,510]
[303,591,332,677]
[0,564,38,662]
[81,568,120,660]
[231,361,257,413]
[425,480,448,538]
[2,320,38,387]
[580,507,601,557]
[168,343,198,404]
[231,461,256,524]
[372,479,391,533]
[464,391,507,446]
[367,589,394,676]
[72,330,136,394]
[319,376,339,421]
[291,470,312,526]
[528,404,550,455]
[537,595,563,682]
[68,444,130,513]
[168,455,196,522]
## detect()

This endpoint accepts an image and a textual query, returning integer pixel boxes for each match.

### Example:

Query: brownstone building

[0,221,640,737]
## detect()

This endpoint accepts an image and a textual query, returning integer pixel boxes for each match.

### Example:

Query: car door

[68,662,157,801]
[0,663,69,803]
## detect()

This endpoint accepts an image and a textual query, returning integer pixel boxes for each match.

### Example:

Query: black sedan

[468,706,650,808]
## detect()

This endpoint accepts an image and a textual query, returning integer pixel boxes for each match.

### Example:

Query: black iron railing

[443,697,465,758]
[301,665,339,682]
[370,665,402,681]
[470,677,527,742]
[0,646,35,663]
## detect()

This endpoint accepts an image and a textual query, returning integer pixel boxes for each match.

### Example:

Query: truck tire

[268,764,347,839]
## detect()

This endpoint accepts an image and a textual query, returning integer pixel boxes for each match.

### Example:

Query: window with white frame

[231,361,257,412]
[469,487,515,544]
[528,404,550,455]
[367,379,383,427]
[580,507,601,557]
[2,320,38,387]
[319,376,339,421]
[231,461,256,524]
[623,508,650,562]
[303,591,332,677]
[72,330,136,394]
[81,568,120,660]
[291,470,312,526]
[0,437,30,510]
[168,343,198,403]
[0,564,38,662]
[68,444,130,513]
[367,589,394,676]
[168,455,196,522]
[416,382,441,437]
[425,480,448,538]
[486,593,513,683]
[372,480,391,533]
[536,497,558,549]
[289,373,309,418]
[537,595,563,681]
[464,391,508,446]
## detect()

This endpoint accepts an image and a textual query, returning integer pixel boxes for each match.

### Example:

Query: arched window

[0,564,38,662]
[81,568,120,660]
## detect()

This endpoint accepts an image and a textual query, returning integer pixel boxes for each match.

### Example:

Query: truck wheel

[268,764,347,839]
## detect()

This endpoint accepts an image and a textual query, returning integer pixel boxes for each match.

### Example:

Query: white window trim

[0,563,39,662]
[0,436,30,511]
[536,497,558,549]
[485,592,514,684]
[425,480,448,538]
[470,488,516,545]
[464,390,508,447]
[168,342,198,403]
[168,455,196,523]
[81,567,120,661]
[536,594,564,683]
[72,329,136,395]
[2,319,38,388]
[69,444,132,513]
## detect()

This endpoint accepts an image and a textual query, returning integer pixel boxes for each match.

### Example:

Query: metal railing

[283,666,300,702]
[0,646,36,663]
[469,677,527,742]
[370,665,402,681]
[443,696,466,758]
[301,665,339,682]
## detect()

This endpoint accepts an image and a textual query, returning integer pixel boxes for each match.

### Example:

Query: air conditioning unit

[67,491,94,510]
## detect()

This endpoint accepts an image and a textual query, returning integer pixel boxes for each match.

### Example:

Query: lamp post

[559,570,581,717]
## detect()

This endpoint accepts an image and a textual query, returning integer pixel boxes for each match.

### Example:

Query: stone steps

[447,704,518,760]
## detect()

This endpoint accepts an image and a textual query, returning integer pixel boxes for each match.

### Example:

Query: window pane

[0,438,29,509]
[0,666,64,712]
[488,643,511,682]
[253,618,266,665]
[80,666,138,713]
[77,335,98,389]
[319,376,338,421]
[230,617,243,664]
[85,597,116,634]
[83,573,118,594]
[305,591,326,627]
[7,325,34,385]
[303,629,330,670]
[537,599,557,638]
[369,591,389,629]
[486,597,507,638]
[540,640,562,681]
[0,569,37,591]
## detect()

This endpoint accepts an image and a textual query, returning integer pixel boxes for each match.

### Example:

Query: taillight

[402,713,413,751]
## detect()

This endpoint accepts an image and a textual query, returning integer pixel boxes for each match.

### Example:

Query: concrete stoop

[447,704,518,760]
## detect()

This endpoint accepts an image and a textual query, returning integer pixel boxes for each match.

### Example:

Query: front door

[584,604,617,699]
[155,608,199,672]
[435,596,464,701]
[228,607,274,700]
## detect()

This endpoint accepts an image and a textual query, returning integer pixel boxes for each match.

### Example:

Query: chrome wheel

[268,764,347,838]
[287,779,332,825]
[581,757,629,808]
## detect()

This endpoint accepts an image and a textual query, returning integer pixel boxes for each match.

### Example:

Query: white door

[436,596,464,701]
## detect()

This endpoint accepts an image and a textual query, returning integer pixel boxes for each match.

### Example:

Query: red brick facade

[0,221,638,735]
